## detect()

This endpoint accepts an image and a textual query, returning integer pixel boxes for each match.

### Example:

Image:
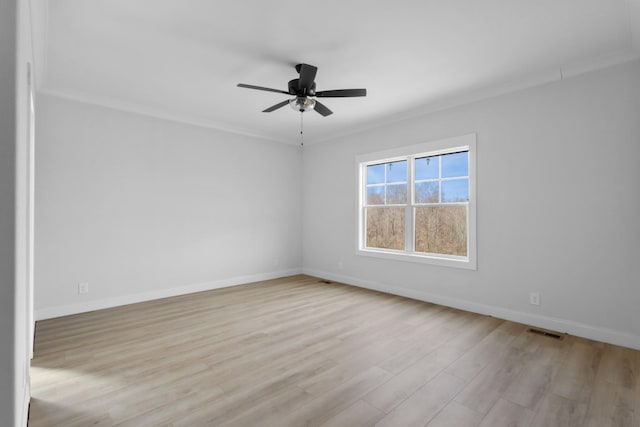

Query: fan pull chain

[300,112,304,146]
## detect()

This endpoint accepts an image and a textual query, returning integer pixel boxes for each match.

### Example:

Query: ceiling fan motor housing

[288,79,316,96]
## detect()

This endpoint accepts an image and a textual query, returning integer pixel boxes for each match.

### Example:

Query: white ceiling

[33,0,640,145]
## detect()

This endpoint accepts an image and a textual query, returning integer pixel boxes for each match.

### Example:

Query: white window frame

[356,133,477,270]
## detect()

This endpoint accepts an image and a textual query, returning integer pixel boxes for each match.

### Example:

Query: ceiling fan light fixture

[289,97,315,112]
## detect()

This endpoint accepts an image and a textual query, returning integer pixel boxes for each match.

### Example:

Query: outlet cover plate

[529,292,540,305]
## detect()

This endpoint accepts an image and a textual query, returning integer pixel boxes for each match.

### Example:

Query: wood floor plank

[376,310,468,375]
[503,335,565,410]
[444,321,521,382]
[583,343,639,427]
[583,380,635,427]
[374,372,466,427]
[28,275,640,427]
[478,398,535,427]
[425,401,483,427]
[454,341,532,414]
[529,393,589,427]
[551,338,603,403]
[319,400,385,427]
[364,348,453,413]
[276,366,393,427]
[298,359,373,396]
[216,386,314,427]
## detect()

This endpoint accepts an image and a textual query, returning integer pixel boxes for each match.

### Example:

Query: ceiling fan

[237,63,366,117]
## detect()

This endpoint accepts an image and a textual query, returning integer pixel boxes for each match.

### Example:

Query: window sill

[356,247,477,270]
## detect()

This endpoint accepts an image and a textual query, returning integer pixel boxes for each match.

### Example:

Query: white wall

[35,95,303,318]
[303,60,640,349]
[2,0,34,425]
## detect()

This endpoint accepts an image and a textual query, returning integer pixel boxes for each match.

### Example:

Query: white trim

[20,380,29,427]
[308,50,640,146]
[356,135,474,164]
[27,64,35,361]
[34,268,302,320]
[35,52,639,147]
[355,133,477,270]
[38,89,290,145]
[561,47,640,79]
[356,248,474,270]
[302,268,640,351]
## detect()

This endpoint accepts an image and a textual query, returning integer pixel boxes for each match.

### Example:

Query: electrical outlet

[78,282,89,294]
[529,292,540,306]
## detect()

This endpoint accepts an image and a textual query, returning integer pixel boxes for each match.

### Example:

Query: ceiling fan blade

[313,100,333,117]
[298,64,318,94]
[262,99,290,113]
[237,83,289,95]
[315,88,367,97]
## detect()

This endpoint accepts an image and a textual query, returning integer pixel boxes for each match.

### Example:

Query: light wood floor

[30,275,639,426]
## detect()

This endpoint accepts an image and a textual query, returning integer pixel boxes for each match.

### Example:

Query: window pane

[442,179,469,202]
[441,152,468,178]
[367,164,385,185]
[386,184,407,204]
[366,186,385,205]
[415,156,438,180]
[366,207,405,250]
[415,181,439,203]
[386,160,407,183]
[415,206,467,256]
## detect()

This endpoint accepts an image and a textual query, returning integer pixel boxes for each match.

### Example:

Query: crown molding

[308,49,640,146]
[39,49,639,148]
[38,88,294,145]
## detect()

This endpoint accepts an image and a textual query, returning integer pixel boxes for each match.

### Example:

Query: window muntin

[357,134,476,269]
[365,160,407,206]
[414,152,469,204]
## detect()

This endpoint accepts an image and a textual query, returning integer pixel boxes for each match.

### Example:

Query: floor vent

[527,328,564,340]
[318,279,332,284]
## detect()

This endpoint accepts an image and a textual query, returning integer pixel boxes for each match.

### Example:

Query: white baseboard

[303,268,640,351]
[35,268,302,321]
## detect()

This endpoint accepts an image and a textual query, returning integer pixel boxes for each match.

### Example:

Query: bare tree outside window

[415,206,467,256]
[366,207,405,250]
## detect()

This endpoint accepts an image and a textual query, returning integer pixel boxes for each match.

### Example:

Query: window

[356,134,476,269]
